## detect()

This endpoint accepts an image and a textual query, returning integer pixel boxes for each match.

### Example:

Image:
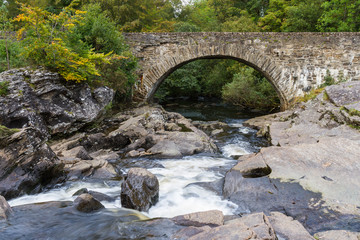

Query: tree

[222,67,280,110]
[0,1,15,70]
[318,0,360,32]
[69,3,137,101]
[221,10,260,32]
[258,0,288,32]
[282,0,324,32]
[14,3,109,82]
[87,0,180,32]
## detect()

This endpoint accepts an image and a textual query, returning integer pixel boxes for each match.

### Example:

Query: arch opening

[144,55,286,111]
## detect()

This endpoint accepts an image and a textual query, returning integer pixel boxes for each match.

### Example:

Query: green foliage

[67,3,137,102]
[0,39,26,72]
[258,0,287,32]
[296,88,324,103]
[0,124,19,139]
[91,53,137,102]
[0,0,14,71]
[222,67,280,110]
[173,21,201,32]
[71,4,126,54]
[0,80,9,96]
[282,0,324,32]
[319,70,335,88]
[221,11,260,32]
[87,0,180,32]
[157,61,203,99]
[318,0,360,31]
[178,0,219,31]
[15,3,110,82]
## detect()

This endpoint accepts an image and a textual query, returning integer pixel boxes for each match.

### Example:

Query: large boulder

[0,195,12,220]
[0,128,64,199]
[121,167,159,212]
[0,69,114,137]
[109,105,217,158]
[238,81,360,233]
[73,193,105,213]
[172,210,224,227]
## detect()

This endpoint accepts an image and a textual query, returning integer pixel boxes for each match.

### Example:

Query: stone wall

[124,32,360,109]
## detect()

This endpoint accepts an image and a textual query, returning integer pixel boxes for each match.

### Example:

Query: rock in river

[0,127,64,199]
[74,193,105,213]
[121,167,159,212]
[0,195,12,220]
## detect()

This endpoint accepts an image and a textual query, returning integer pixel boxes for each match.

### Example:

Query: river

[2,99,269,239]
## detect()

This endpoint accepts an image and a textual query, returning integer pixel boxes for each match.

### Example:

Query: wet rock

[147,140,182,158]
[126,150,141,158]
[0,128,64,199]
[172,226,212,240]
[211,129,224,136]
[0,69,114,137]
[73,193,105,213]
[65,158,116,180]
[71,146,93,160]
[225,212,276,240]
[268,212,314,240]
[0,195,12,220]
[314,230,360,240]
[108,105,217,158]
[187,221,258,240]
[235,154,271,178]
[121,167,159,212]
[192,121,229,134]
[73,188,89,196]
[222,167,345,234]
[87,191,115,202]
[239,82,360,233]
[172,210,224,227]
[250,137,360,208]
[72,188,114,202]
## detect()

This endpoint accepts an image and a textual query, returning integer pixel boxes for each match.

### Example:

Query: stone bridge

[124,32,360,109]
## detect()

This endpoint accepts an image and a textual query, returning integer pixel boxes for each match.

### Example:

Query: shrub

[222,67,280,110]
[14,3,110,82]
[0,40,26,72]
[320,70,335,88]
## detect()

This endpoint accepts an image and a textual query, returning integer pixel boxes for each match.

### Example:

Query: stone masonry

[124,32,360,109]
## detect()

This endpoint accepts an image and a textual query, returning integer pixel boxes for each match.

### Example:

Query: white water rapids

[9,120,261,218]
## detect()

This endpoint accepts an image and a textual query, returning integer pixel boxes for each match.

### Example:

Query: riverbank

[1,69,359,239]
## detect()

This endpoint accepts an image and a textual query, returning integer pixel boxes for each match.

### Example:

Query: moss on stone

[0,81,10,97]
[0,125,19,139]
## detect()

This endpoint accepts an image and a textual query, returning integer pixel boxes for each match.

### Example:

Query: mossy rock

[0,125,19,139]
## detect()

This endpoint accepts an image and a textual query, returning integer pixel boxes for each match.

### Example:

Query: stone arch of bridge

[141,45,288,109]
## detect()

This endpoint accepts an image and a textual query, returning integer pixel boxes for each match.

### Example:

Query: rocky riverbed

[0,69,360,239]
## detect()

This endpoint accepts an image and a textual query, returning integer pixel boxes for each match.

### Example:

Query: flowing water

[3,99,269,239]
